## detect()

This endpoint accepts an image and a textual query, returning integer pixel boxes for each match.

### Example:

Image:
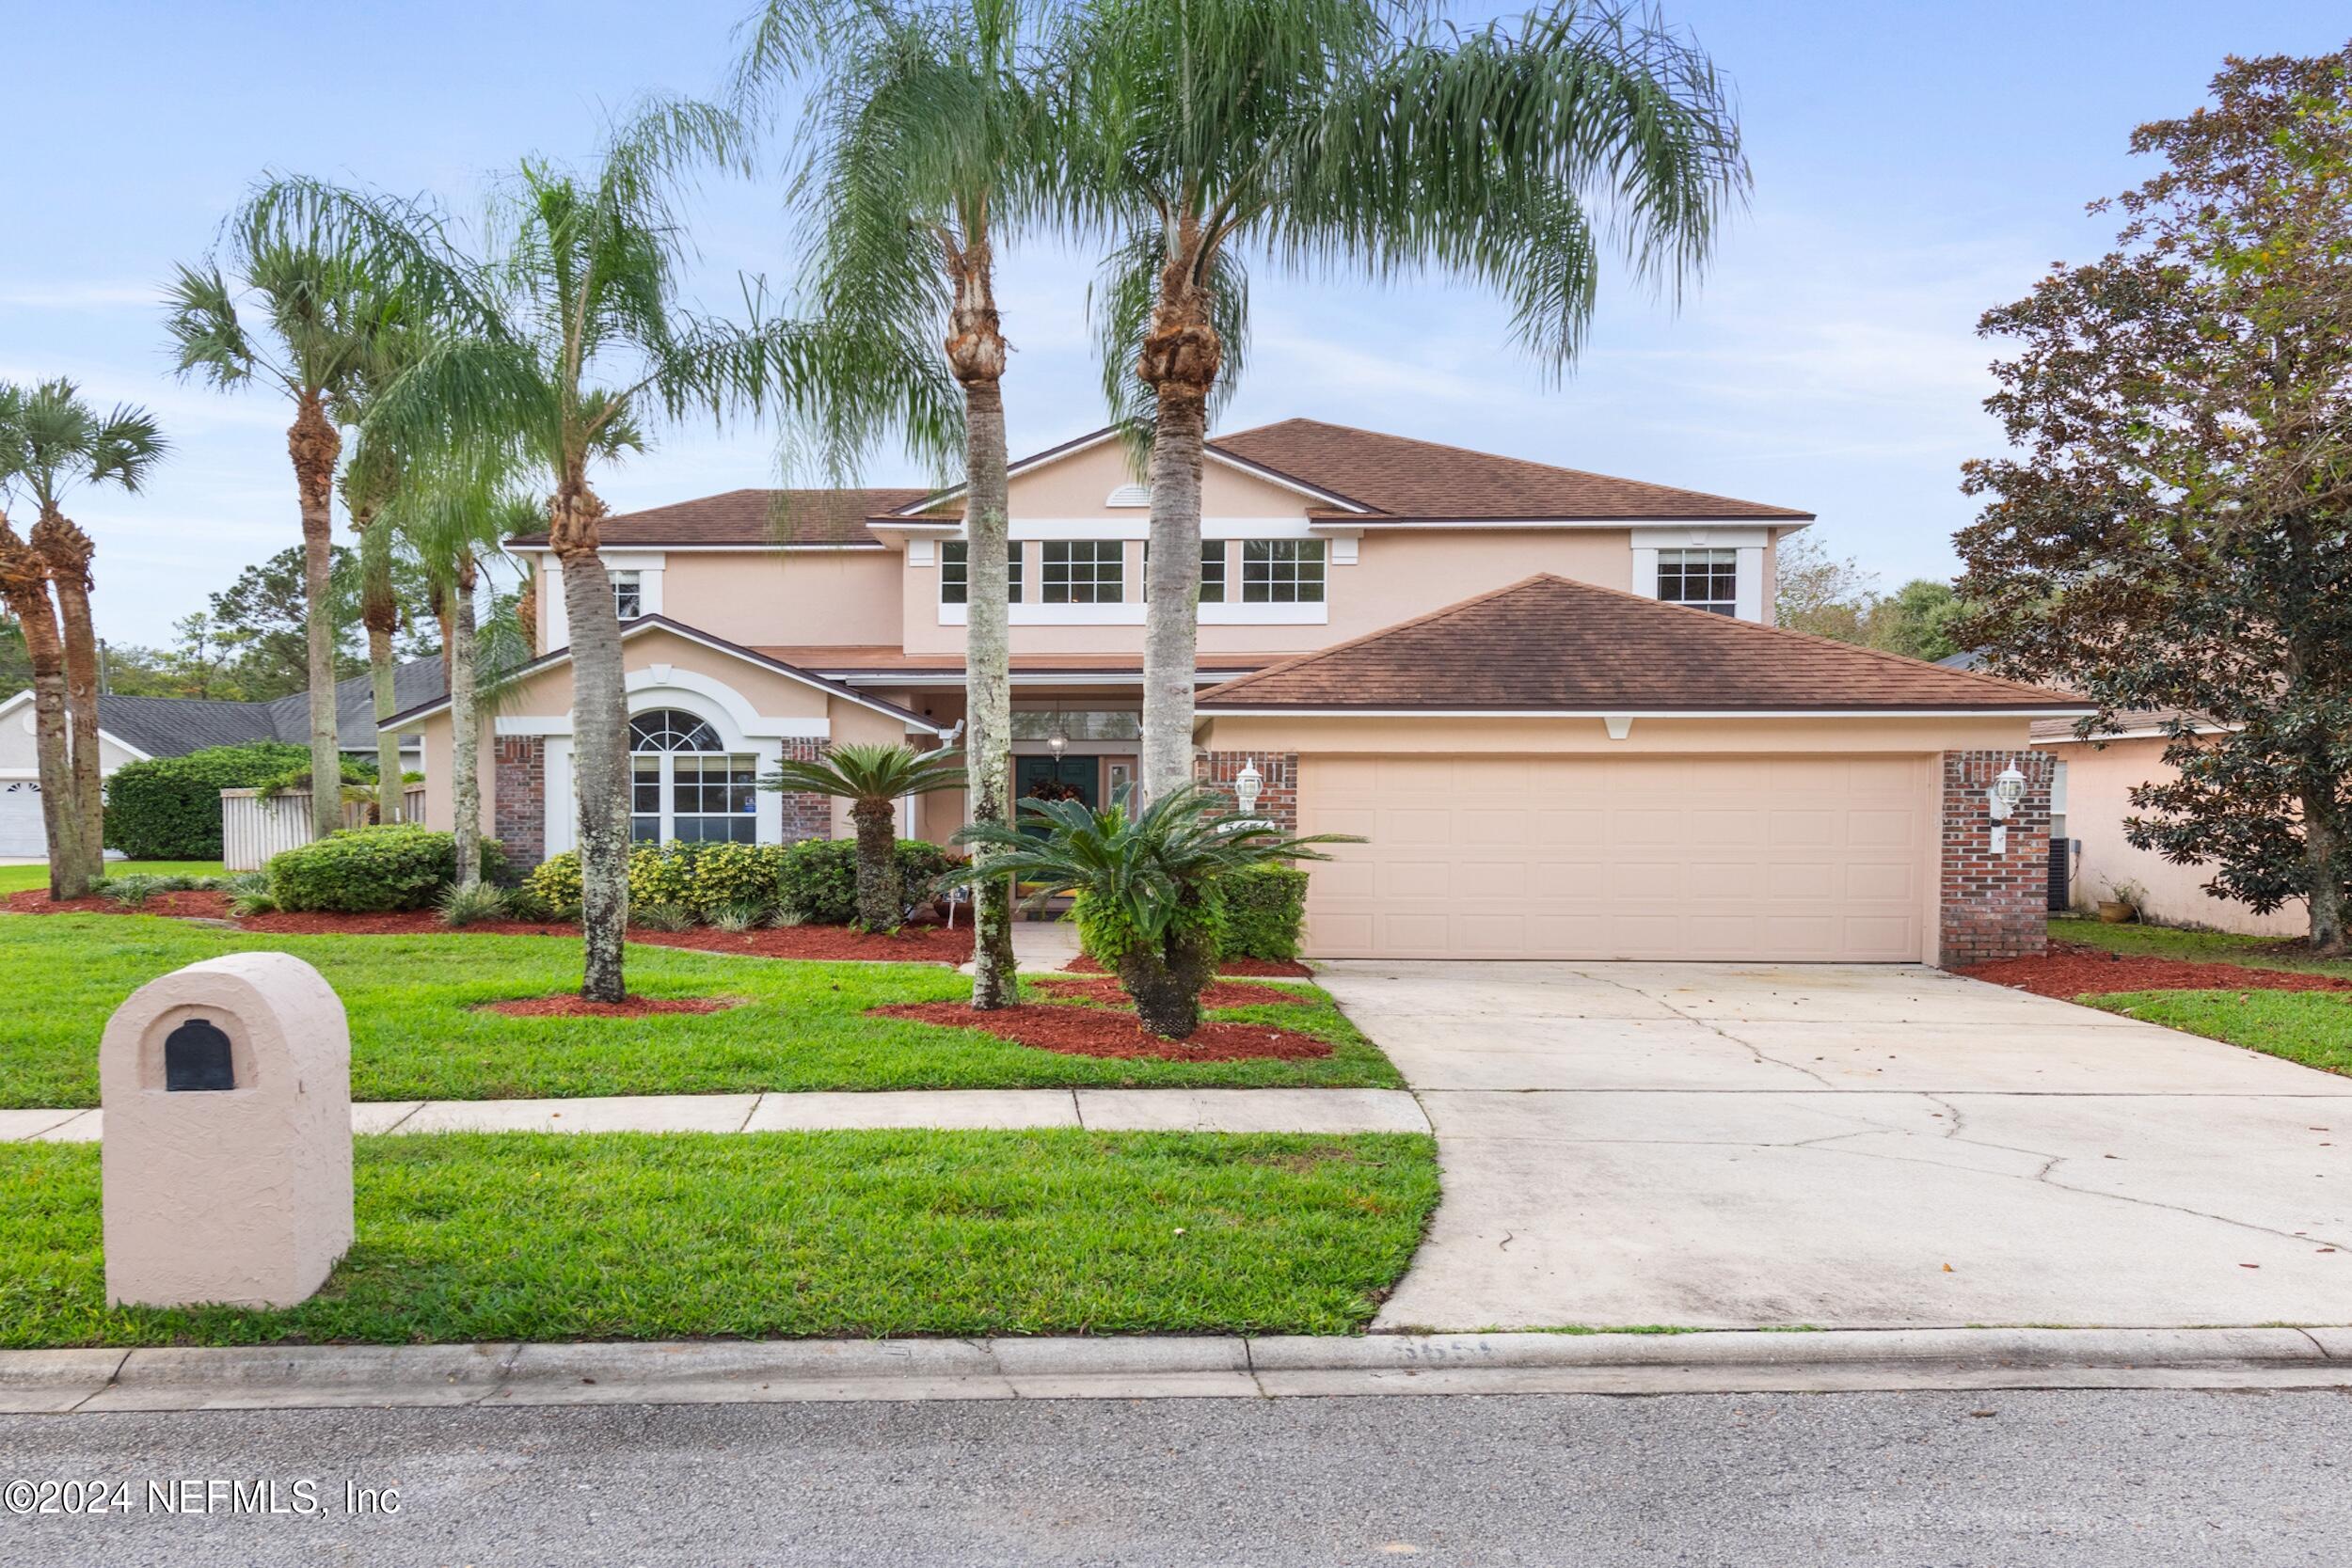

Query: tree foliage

[1774,534,1968,661]
[1955,47,2352,949]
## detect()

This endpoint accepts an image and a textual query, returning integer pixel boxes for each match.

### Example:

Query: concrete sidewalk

[8,1326,2350,1414]
[0,1086,1428,1143]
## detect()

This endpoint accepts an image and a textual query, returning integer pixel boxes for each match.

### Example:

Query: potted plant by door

[2096,879,2146,924]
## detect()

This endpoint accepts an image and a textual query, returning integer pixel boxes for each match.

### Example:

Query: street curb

[6,1326,2349,1413]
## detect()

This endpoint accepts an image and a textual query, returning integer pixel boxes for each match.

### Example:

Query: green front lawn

[0,915,1401,1107]
[2083,989,2352,1077]
[2050,915,2352,978]
[0,860,226,895]
[0,1129,1439,1346]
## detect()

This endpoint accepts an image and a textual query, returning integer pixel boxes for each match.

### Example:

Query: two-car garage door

[1298,753,1933,961]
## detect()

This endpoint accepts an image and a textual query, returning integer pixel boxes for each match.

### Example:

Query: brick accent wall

[776,737,832,843]
[1194,752,1299,832]
[1940,749,2054,967]
[493,736,547,870]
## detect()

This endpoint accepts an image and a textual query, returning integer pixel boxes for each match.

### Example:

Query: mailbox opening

[164,1018,236,1091]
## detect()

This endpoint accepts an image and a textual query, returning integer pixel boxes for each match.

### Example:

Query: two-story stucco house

[389,419,2085,966]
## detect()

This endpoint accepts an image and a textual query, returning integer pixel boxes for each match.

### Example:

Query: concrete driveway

[1317,961,2352,1332]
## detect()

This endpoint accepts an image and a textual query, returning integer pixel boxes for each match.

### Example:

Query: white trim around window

[1629,527,1766,622]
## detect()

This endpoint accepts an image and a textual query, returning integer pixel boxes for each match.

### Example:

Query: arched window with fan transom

[628,707,757,844]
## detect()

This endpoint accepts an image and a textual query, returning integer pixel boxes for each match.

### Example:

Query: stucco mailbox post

[100,952,354,1309]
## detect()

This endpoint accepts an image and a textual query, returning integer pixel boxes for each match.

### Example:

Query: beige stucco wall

[2043,735,2305,937]
[1199,713,2035,757]
[531,548,901,653]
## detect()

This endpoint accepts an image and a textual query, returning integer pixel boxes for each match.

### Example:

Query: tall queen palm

[307,103,954,1002]
[737,0,1062,1009]
[167,208,399,837]
[1067,0,1748,796]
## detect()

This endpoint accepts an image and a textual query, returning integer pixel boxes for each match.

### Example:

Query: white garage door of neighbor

[1299,753,1934,962]
[0,779,47,858]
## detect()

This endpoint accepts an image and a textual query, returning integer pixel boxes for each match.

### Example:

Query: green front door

[1015,755,1097,818]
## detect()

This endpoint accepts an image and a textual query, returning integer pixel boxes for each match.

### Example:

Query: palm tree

[738,0,1063,1008]
[166,204,402,837]
[0,505,83,899]
[0,380,167,895]
[1064,0,1747,796]
[953,784,1355,1037]
[764,742,967,930]
[338,329,428,824]
[304,103,957,1001]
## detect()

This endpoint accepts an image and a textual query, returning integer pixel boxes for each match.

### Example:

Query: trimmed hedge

[266,826,507,913]
[521,837,959,927]
[103,741,310,861]
[1218,865,1311,960]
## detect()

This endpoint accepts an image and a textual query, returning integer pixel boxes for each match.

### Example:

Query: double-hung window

[1656,548,1738,615]
[1041,540,1123,604]
[1240,539,1326,603]
[628,708,756,844]
[610,570,643,620]
[941,540,1022,604]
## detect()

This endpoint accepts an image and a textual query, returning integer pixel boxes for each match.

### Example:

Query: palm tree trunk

[1116,919,1219,1040]
[551,482,629,1003]
[957,356,1019,1006]
[850,797,901,932]
[357,509,405,822]
[0,522,84,900]
[1137,245,1222,801]
[33,513,104,893]
[450,554,482,891]
[289,394,344,839]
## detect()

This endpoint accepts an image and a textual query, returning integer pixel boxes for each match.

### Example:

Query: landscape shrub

[686,842,781,919]
[775,838,955,926]
[1216,865,1311,960]
[267,826,506,914]
[103,741,308,860]
[522,851,584,916]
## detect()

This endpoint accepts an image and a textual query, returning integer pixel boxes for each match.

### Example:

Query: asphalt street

[3,1388,2348,1567]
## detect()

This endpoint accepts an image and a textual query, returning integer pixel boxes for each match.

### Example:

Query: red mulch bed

[1027,975,1307,1010]
[1960,941,2352,1001]
[1062,952,1315,979]
[4,887,974,965]
[869,1001,1333,1062]
[475,994,745,1018]
[5,888,234,918]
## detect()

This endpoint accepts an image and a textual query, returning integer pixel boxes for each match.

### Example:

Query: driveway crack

[1569,967,1843,1090]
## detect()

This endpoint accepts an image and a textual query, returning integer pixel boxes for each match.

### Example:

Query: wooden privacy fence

[221,784,429,872]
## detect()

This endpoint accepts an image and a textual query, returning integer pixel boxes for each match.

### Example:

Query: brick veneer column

[492,736,546,870]
[776,737,832,842]
[1939,750,2053,967]
[1194,751,1299,832]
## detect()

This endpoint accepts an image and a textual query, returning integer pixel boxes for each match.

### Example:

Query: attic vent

[1104,483,1152,508]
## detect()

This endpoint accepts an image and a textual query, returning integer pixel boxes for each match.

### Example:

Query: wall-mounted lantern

[1986,762,2026,853]
[1234,759,1263,817]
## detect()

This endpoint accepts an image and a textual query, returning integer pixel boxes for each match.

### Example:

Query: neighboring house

[389,418,2086,964]
[0,659,444,857]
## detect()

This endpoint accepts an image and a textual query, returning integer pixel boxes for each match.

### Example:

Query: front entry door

[1015,755,1098,816]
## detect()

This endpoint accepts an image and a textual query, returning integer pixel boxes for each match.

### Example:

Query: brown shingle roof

[508,488,929,548]
[1197,576,2083,713]
[1208,419,1813,522]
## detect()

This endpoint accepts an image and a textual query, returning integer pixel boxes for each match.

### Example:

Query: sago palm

[287,101,954,1001]
[1063,0,1747,796]
[738,0,1064,1007]
[0,379,168,895]
[166,204,404,836]
[765,743,968,931]
[952,784,1356,1038]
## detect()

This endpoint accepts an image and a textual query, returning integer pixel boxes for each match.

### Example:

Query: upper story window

[1142,541,1229,603]
[610,570,643,620]
[940,540,1023,605]
[1657,548,1738,615]
[1041,540,1123,604]
[1241,539,1326,604]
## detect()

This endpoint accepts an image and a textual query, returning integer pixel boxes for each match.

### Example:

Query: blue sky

[7,1,2345,645]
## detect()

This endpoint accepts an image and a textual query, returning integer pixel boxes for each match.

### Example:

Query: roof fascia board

[1194,705,2101,719]
[1322,515,1815,529]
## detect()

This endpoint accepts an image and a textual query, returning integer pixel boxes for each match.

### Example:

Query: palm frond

[763,742,968,808]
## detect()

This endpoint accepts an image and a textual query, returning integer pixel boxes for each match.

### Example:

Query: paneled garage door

[1298,753,1933,961]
